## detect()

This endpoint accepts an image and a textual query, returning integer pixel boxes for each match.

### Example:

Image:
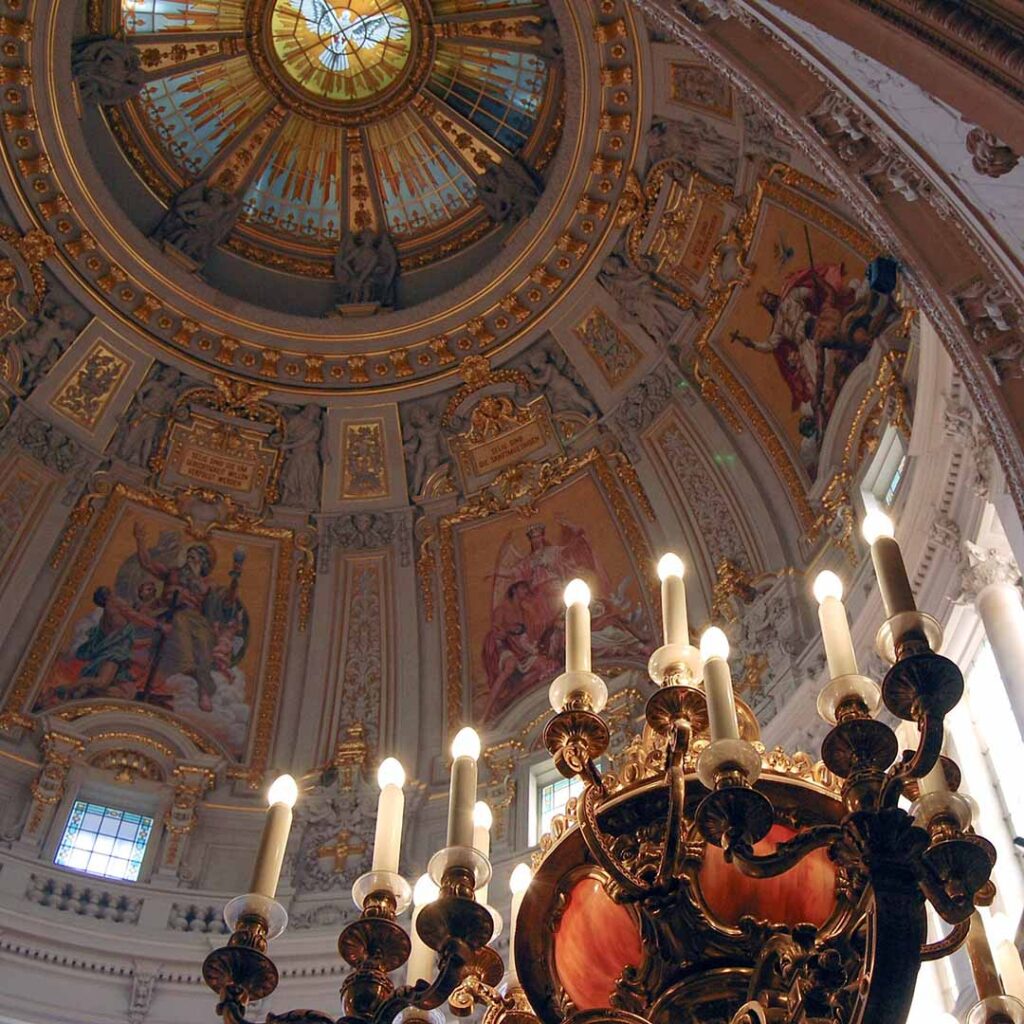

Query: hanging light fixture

[201,515,1021,1024]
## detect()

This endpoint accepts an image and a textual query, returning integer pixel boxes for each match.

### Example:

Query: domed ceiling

[91,0,562,297]
[0,0,1022,1020]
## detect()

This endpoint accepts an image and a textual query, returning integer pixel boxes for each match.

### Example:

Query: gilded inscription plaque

[160,413,280,509]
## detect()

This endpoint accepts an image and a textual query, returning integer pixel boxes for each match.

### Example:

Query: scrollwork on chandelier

[199,511,1021,1024]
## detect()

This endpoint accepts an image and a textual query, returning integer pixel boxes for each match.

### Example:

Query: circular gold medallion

[249,0,433,125]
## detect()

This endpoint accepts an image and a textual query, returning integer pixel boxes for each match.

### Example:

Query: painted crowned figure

[481,521,649,720]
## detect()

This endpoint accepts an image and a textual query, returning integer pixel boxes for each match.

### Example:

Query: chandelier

[201,510,1023,1024]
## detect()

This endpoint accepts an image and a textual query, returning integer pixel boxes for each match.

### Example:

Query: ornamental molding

[630,0,1024,528]
[0,0,644,394]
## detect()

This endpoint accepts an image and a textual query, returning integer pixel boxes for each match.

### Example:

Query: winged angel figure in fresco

[479,520,650,721]
[37,524,253,755]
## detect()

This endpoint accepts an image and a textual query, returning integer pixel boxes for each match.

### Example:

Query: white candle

[657,553,688,646]
[699,628,739,741]
[407,874,439,985]
[508,863,533,985]
[813,571,859,678]
[447,727,480,849]
[966,912,1004,1001]
[371,757,405,874]
[473,801,493,905]
[992,914,1024,1000]
[563,578,592,673]
[250,774,298,899]
[862,511,917,617]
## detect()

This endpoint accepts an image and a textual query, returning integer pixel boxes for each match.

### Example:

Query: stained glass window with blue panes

[54,801,154,882]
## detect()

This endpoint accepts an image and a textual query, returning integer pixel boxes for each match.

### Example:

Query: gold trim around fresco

[694,166,883,532]
[0,482,296,782]
[436,447,657,734]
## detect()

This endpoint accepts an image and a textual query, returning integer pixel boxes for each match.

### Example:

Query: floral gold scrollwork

[415,517,438,623]
[808,350,911,557]
[50,473,114,568]
[442,355,531,428]
[50,341,130,430]
[89,747,164,783]
[295,528,317,632]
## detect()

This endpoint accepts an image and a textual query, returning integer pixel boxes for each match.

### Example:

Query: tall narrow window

[861,424,909,511]
[54,801,154,882]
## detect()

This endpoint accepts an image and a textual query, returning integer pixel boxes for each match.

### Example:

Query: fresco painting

[32,501,279,760]
[456,472,654,723]
[715,198,899,479]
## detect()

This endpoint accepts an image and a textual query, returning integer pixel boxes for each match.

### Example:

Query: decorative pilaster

[19,725,85,848]
[156,761,217,879]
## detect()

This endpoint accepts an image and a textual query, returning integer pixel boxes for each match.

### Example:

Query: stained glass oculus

[270,0,414,103]
[105,0,563,274]
[54,800,154,882]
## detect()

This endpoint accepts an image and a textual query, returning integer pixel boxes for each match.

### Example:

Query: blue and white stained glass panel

[54,801,154,882]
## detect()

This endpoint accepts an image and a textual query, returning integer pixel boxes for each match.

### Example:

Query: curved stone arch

[633,0,1024,523]
[732,0,1024,153]
[49,702,228,768]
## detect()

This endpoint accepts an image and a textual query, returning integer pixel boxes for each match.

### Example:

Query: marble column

[958,541,1024,740]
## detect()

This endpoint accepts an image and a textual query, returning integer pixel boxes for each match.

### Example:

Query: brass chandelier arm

[879,712,946,807]
[727,824,844,879]
[369,940,476,1022]
[655,721,691,887]
[577,780,648,898]
[920,919,971,961]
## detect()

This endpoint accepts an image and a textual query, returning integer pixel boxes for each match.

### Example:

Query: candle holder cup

[648,641,703,687]
[876,611,964,722]
[542,706,610,781]
[967,996,1024,1024]
[418,848,495,952]
[695,739,773,851]
[202,894,288,1018]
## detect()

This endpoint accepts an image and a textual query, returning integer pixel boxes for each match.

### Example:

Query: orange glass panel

[553,876,643,1011]
[700,823,837,928]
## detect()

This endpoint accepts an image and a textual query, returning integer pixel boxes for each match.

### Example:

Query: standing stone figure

[275,404,327,508]
[112,363,183,468]
[11,299,82,389]
[402,404,444,496]
[523,16,562,61]
[476,159,541,225]
[152,181,241,266]
[72,37,144,105]
[333,231,399,308]
[598,252,684,346]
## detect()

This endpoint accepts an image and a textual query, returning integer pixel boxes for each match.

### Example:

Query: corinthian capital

[956,540,1022,604]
